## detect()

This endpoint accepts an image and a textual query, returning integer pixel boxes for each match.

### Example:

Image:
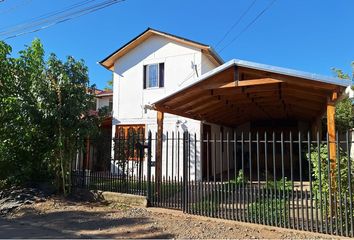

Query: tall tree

[0,39,99,193]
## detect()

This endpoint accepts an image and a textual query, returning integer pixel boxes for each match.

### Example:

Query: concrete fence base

[73,188,148,207]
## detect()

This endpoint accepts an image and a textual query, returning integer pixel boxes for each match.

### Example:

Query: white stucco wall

[201,54,217,75]
[110,35,219,180]
[113,35,203,122]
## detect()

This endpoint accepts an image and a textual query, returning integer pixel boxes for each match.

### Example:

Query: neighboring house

[95,89,113,114]
[75,89,113,171]
[99,28,350,181]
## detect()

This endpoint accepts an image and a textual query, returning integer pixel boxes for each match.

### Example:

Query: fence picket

[71,130,354,237]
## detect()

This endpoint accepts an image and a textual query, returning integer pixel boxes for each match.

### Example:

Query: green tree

[0,39,99,194]
[332,63,354,132]
[104,78,113,91]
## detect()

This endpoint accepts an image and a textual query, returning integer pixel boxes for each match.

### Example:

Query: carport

[152,59,349,181]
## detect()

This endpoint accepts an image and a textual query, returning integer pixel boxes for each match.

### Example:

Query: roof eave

[99,28,224,71]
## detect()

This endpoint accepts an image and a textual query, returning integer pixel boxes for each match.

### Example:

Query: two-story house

[99,28,350,181]
[100,28,223,178]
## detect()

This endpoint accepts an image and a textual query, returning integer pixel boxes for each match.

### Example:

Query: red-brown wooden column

[156,111,164,193]
[327,91,337,186]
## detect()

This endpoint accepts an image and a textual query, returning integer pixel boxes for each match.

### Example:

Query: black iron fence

[72,130,354,237]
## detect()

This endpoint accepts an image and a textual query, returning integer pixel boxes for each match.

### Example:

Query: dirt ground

[0,197,341,239]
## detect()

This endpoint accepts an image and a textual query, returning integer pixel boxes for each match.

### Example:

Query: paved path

[0,218,74,239]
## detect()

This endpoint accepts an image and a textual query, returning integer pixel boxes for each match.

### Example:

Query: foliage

[104,79,113,91]
[0,39,99,194]
[335,97,354,132]
[229,170,247,185]
[331,64,354,132]
[248,198,288,225]
[331,62,353,82]
[265,177,292,191]
[307,144,354,225]
[307,144,353,199]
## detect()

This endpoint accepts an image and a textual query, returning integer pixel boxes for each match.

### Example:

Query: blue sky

[1,0,353,89]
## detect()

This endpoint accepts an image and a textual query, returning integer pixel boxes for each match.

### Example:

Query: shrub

[229,170,247,185]
[248,198,289,225]
[307,143,354,230]
[265,177,292,191]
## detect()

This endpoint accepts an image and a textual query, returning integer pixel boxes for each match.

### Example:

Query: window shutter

[159,63,164,88]
[143,65,147,89]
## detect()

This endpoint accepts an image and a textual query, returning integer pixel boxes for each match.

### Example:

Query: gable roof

[99,28,224,71]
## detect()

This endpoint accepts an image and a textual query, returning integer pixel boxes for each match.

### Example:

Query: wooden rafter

[203,77,283,90]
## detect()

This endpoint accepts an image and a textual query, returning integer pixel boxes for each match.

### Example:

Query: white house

[100,28,223,180]
[99,28,351,182]
[95,89,113,113]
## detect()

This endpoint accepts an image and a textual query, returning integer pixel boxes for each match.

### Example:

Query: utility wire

[219,0,277,53]
[0,0,111,35]
[215,0,257,49]
[180,0,276,84]
[0,0,32,15]
[1,0,125,40]
[0,0,96,31]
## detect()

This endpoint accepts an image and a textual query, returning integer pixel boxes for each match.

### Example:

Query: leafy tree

[104,78,113,91]
[0,39,99,194]
[331,63,354,132]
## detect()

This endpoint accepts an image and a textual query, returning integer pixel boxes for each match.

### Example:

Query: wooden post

[327,91,337,186]
[156,111,164,193]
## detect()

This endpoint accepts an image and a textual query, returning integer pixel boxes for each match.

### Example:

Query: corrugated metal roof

[232,59,350,87]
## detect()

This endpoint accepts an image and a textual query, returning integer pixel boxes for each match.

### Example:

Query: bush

[248,198,289,225]
[229,170,247,185]
[307,143,354,230]
[265,177,292,191]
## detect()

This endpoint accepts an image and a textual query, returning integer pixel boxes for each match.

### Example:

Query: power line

[215,0,257,49]
[219,0,277,53]
[0,0,113,35]
[180,0,276,84]
[0,0,96,31]
[1,0,125,40]
[0,0,32,15]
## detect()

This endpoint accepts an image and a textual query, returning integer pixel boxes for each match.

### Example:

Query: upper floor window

[143,63,164,89]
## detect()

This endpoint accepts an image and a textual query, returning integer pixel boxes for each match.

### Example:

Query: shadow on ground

[0,203,174,239]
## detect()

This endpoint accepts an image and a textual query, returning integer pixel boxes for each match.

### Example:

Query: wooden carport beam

[204,78,283,90]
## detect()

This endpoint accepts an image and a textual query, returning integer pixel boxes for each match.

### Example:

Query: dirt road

[1,197,338,239]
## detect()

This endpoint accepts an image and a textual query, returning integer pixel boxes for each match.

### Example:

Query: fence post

[183,131,189,212]
[147,131,152,206]
[81,169,85,188]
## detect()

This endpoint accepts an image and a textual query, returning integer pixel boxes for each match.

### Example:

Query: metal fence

[72,130,354,237]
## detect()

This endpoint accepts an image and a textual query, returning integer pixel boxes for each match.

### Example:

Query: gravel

[3,197,338,239]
